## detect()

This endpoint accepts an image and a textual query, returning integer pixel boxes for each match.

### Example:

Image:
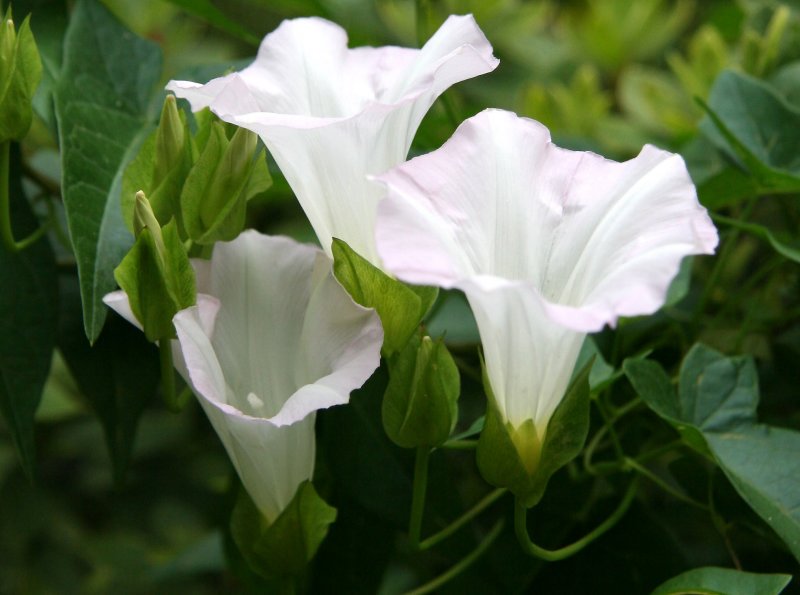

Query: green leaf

[163,0,260,45]
[700,70,800,193]
[0,145,58,479]
[55,0,162,342]
[713,213,800,264]
[705,425,800,564]
[625,345,800,562]
[231,481,337,579]
[697,166,759,210]
[332,238,435,356]
[382,332,460,448]
[651,566,792,595]
[573,337,615,391]
[477,358,592,507]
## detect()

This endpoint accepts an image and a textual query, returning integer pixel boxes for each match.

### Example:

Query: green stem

[159,340,181,413]
[440,439,477,450]
[624,458,708,511]
[418,488,506,550]
[408,447,431,546]
[0,141,49,252]
[404,519,505,595]
[514,478,639,561]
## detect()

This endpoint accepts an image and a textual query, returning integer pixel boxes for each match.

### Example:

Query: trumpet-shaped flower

[374,109,718,471]
[166,15,498,266]
[105,232,383,522]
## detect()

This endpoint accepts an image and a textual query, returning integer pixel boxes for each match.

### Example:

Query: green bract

[231,481,337,579]
[331,238,437,356]
[0,10,41,142]
[476,358,592,507]
[382,332,460,448]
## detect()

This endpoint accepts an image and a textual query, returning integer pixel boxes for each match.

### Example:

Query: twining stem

[514,478,639,561]
[404,519,505,595]
[0,141,49,252]
[418,488,506,550]
[408,447,431,546]
[408,446,506,550]
[624,457,709,511]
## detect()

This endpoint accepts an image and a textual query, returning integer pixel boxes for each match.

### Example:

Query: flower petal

[167,15,498,265]
[462,281,585,431]
[172,231,381,521]
[375,108,718,331]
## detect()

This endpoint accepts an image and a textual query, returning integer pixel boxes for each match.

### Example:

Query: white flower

[373,109,718,470]
[166,15,498,266]
[105,231,383,522]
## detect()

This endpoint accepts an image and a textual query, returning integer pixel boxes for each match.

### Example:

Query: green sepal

[231,480,337,579]
[0,11,42,142]
[476,356,592,507]
[331,238,438,356]
[382,331,460,448]
[113,198,195,342]
[181,123,271,244]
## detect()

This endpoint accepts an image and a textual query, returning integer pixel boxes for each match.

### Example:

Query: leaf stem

[403,519,505,595]
[514,478,638,560]
[0,141,49,252]
[624,457,709,511]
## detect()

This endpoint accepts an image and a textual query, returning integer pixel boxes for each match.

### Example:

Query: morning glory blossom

[105,232,383,522]
[373,108,718,470]
[166,15,498,266]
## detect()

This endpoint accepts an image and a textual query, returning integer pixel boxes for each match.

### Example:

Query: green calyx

[0,10,42,142]
[476,357,593,507]
[231,480,337,580]
[382,331,460,448]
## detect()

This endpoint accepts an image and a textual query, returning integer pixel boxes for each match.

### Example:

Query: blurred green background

[3,0,800,593]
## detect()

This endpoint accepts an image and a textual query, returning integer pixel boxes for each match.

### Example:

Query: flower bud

[382,332,460,448]
[179,121,271,244]
[148,95,192,225]
[0,11,42,142]
[115,192,195,341]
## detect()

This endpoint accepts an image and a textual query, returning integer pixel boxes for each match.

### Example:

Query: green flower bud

[149,96,192,226]
[382,331,460,448]
[0,10,42,142]
[180,122,271,244]
[153,95,186,184]
[115,192,195,341]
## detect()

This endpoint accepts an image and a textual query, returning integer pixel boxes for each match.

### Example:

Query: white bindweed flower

[374,108,718,471]
[105,231,383,522]
[166,15,498,266]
